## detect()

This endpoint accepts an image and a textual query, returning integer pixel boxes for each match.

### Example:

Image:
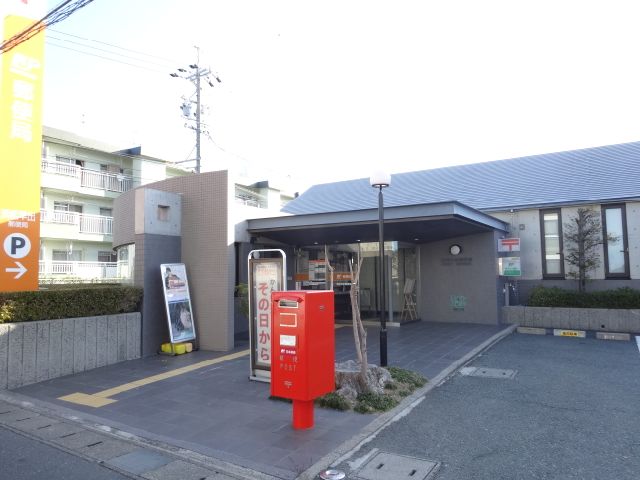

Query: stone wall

[0,313,141,390]
[503,306,640,333]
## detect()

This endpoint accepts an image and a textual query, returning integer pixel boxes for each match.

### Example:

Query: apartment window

[100,164,123,174]
[52,250,82,261]
[540,209,564,277]
[98,251,117,263]
[99,207,113,217]
[54,202,82,214]
[602,204,630,278]
[56,156,83,167]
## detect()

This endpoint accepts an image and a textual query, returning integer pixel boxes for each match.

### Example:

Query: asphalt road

[0,425,131,480]
[336,333,640,480]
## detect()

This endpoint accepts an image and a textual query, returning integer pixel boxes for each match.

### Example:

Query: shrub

[317,392,350,411]
[354,392,399,414]
[387,366,427,388]
[527,286,640,309]
[0,286,143,323]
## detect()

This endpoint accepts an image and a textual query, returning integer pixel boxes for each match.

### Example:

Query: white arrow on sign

[6,261,27,279]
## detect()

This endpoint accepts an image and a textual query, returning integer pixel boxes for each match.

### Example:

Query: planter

[0,313,141,390]
[503,306,640,334]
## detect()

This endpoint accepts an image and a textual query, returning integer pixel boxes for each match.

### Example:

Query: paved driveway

[330,333,640,480]
[13,321,505,479]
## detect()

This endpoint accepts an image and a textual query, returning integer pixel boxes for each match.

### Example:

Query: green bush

[387,366,428,388]
[317,392,351,411]
[354,392,399,414]
[0,286,143,323]
[528,286,640,309]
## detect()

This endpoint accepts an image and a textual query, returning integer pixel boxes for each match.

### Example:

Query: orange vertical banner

[0,12,45,292]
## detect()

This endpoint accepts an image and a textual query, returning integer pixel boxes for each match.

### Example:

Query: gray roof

[282,142,640,215]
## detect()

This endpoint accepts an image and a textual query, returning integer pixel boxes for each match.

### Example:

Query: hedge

[528,286,640,309]
[0,286,143,323]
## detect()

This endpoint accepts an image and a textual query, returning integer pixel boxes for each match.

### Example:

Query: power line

[48,28,180,65]
[46,41,168,74]
[46,34,175,69]
[1,0,98,54]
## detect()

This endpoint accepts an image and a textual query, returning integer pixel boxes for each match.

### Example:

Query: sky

[5,0,640,191]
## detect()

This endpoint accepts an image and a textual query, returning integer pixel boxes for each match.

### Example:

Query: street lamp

[370,170,391,367]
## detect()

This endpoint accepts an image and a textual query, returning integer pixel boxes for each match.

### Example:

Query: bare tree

[348,254,368,381]
[563,207,606,293]
[324,245,334,291]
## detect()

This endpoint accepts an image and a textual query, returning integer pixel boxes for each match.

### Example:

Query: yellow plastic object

[161,343,187,355]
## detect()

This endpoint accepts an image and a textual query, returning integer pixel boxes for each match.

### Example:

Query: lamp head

[370,170,391,188]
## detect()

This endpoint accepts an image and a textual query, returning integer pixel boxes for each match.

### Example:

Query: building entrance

[293,242,418,324]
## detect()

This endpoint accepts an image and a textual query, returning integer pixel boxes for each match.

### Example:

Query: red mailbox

[271,290,335,429]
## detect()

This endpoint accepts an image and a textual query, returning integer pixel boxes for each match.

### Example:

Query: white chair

[401,278,417,321]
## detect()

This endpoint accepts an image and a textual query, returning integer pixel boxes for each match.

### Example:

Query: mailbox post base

[292,399,314,429]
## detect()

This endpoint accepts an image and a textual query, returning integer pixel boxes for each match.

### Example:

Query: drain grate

[356,452,439,480]
[460,366,517,379]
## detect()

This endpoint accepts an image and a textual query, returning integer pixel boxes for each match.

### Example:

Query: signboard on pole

[160,263,197,343]
[0,1,46,292]
[498,238,520,253]
[499,257,522,277]
[248,249,286,382]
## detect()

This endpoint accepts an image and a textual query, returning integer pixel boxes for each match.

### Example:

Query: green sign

[499,257,521,277]
[450,295,467,311]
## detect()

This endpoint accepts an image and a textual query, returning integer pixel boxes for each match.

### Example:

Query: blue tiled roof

[283,142,640,215]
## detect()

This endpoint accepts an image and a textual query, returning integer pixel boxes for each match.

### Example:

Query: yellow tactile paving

[59,349,250,408]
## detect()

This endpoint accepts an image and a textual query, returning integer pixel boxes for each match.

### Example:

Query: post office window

[602,204,629,278]
[540,209,564,278]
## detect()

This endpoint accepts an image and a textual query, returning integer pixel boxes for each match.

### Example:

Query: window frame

[539,208,565,279]
[601,203,630,279]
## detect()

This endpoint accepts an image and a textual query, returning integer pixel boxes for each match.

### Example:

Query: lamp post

[370,171,391,367]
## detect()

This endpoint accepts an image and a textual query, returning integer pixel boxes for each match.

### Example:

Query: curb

[296,324,517,480]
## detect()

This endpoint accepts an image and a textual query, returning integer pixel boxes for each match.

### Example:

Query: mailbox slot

[278,299,301,308]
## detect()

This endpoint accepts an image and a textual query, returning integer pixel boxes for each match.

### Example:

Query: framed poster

[247,249,286,382]
[160,263,197,343]
[250,259,283,370]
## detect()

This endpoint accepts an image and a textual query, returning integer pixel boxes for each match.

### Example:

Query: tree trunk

[349,256,368,381]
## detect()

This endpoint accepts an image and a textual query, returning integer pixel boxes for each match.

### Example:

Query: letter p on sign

[4,233,31,258]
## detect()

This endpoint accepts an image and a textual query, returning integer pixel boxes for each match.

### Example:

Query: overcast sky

[6,1,640,190]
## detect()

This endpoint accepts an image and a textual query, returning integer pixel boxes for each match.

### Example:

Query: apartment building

[39,127,188,283]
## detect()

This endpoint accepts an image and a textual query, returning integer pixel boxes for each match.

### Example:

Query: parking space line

[58,349,250,408]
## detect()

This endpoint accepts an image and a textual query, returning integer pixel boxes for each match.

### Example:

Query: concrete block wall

[0,313,141,390]
[503,306,640,333]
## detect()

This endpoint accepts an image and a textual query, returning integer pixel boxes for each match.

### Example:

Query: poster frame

[160,263,197,344]
[248,249,286,382]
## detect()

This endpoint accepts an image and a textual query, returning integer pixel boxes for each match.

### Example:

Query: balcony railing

[40,210,113,235]
[235,185,268,209]
[39,261,119,280]
[41,159,134,193]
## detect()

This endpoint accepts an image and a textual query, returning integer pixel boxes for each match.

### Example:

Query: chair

[401,278,417,321]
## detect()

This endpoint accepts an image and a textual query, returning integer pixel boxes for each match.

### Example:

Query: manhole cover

[356,452,439,480]
[460,366,517,379]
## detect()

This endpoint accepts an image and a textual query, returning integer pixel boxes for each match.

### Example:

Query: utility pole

[170,46,221,173]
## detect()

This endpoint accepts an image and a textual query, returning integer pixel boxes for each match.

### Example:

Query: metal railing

[39,261,119,279]
[40,210,113,235]
[80,213,113,235]
[234,185,268,209]
[41,159,134,193]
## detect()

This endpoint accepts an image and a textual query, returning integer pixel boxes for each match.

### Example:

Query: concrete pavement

[326,333,640,479]
[2,321,508,479]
